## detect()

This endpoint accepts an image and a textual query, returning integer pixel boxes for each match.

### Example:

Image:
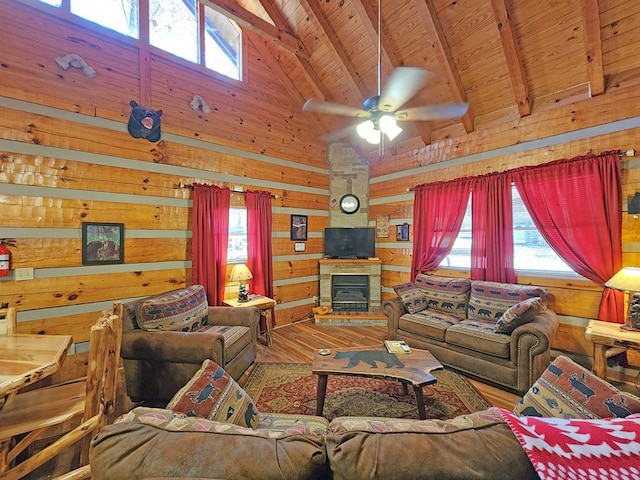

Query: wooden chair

[0,303,123,480]
[0,307,16,336]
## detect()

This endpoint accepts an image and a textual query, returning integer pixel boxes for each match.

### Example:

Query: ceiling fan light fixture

[379,114,402,141]
[357,119,380,144]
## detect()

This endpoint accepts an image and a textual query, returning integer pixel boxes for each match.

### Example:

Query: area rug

[243,363,489,421]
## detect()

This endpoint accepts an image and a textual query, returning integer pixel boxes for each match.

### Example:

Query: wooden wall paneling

[273,258,320,280]
[2,269,188,311]
[16,311,101,343]
[272,238,323,256]
[274,303,315,327]
[368,84,640,178]
[1,2,140,119]
[376,247,413,267]
[2,238,189,269]
[272,212,327,235]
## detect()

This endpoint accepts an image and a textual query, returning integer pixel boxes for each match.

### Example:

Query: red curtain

[471,172,516,283]
[411,178,472,280]
[191,184,230,306]
[246,190,275,328]
[511,152,623,323]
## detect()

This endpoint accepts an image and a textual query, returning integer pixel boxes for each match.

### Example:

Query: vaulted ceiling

[203,0,640,152]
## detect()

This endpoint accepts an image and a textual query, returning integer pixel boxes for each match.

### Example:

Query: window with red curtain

[246,190,275,330]
[510,151,623,323]
[471,172,516,283]
[411,178,472,280]
[191,184,230,306]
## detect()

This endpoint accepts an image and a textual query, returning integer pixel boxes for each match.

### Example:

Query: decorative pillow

[498,408,640,480]
[513,355,640,419]
[135,285,208,331]
[393,282,428,313]
[167,359,259,429]
[414,274,471,318]
[495,297,546,334]
[468,280,547,322]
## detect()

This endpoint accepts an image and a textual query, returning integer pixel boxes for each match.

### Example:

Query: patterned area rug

[243,363,489,421]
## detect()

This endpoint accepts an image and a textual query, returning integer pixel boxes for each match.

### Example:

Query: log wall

[0,2,327,381]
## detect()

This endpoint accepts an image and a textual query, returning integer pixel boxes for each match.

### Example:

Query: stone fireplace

[319,259,382,315]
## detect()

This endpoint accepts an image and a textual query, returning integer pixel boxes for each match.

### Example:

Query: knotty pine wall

[0,2,328,380]
[370,82,640,377]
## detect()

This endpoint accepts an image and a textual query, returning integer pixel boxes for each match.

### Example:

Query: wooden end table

[224,294,276,346]
[585,319,640,379]
[311,345,443,420]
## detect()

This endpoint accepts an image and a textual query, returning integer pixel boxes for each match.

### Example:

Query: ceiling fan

[301,2,468,145]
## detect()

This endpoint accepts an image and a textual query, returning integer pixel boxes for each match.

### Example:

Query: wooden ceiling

[203,0,640,152]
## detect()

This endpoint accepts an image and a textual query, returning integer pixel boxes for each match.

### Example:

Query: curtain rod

[405,149,637,192]
[177,182,278,198]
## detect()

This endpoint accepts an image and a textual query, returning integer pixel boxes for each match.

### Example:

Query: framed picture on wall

[82,222,124,265]
[396,223,410,241]
[376,214,390,238]
[290,215,308,241]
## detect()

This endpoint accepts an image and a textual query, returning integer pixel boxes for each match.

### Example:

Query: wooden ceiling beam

[582,0,605,97]
[297,0,370,100]
[490,0,531,116]
[414,0,474,133]
[199,0,310,60]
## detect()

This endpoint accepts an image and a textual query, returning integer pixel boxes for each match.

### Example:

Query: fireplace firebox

[332,275,369,312]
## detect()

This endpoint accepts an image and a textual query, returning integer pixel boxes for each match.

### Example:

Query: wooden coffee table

[311,345,443,419]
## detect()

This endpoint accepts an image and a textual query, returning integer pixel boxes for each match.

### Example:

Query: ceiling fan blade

[377,67,432,112]
[324,123,359,142]
[302,98,370,117]
[395,103,469,122]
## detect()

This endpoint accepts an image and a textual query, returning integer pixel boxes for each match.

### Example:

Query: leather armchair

[120,286,259,405]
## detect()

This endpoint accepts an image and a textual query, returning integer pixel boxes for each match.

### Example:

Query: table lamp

[230,264,253,302]
[605,267,640,331]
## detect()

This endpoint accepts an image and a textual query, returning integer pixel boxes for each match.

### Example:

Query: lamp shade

[605,267,640,291]
[230,264,253,282]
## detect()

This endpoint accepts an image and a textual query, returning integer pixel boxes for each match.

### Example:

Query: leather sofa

[383,274,559,394]
[89,407,537,480]
[120,285,259,404]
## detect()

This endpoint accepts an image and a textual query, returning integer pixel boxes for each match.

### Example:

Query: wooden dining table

[0,334,73,412]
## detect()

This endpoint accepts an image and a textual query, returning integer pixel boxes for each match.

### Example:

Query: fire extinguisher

[0,239,15,277]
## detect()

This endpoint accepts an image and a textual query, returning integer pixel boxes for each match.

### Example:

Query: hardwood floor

[241,318,522,411]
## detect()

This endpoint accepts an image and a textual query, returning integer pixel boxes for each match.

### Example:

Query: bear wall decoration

[127,100,162,142]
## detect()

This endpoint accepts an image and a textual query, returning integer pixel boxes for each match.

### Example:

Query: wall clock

[339,194,360,214]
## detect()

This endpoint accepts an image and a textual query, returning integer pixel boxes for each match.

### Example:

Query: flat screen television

[324,227,375,259]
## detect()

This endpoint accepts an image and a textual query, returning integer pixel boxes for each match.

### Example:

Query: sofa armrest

[121,329,224,365]
[207,306,260,343]
[382,297,406,340]
[509,309,559,357]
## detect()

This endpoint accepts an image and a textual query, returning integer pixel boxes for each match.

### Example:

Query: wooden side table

[584,319,640,379]
[224,295,276,346]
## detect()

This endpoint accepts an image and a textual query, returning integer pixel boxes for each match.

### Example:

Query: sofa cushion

[445,319,511,358]
[495,297,547,334]
[499,408,640,480]
[513,355,640,419]
[167,359,259,428]
[468,280,547,322]
[135,285,208,331]
[414,274,471,318]
[90,407,329,480]
[393,282,428,313]
[326,409,539,480]
[398,310,462,342]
